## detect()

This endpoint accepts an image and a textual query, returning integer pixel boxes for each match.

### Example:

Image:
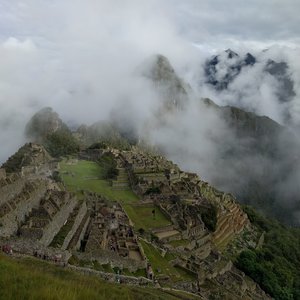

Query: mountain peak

[139,54,190,110]
[141,54,176,82]
[244,52,256,65]
[25,107,65,142]
[225,49,239,58]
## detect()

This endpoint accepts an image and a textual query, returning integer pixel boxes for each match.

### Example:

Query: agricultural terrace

[60,159,171,231]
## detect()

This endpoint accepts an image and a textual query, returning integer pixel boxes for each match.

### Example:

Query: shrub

[97,153,118,180]
[201,205,217,232]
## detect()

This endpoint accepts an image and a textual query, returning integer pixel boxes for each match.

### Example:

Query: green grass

[123,204,171,230]
[60,160,170,230]
[60,160,139,204]
[0,253,196,300]
[139,241,196,282]
[59,160,195,284]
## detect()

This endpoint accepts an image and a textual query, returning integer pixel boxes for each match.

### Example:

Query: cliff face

[140,54,191,111]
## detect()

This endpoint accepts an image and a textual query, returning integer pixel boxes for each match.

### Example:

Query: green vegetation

[45,130,80,157]
[140,241,196,282]
[97,152,119,179]
[236,206,300,300]
[201,204,217,232]
[60,160,138,203]
[144,186,161,195]
[50,206,79,248]
[88,142,108,149]
[123,204,171,230]
[77,121,132,150]
[60,160,170,230]
[51,170,62,183]
[0,253,191,300]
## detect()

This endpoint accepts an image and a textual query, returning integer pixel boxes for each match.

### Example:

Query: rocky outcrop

[0,168,6,180]
[25,108,79,158]
[25,107,66,142]
[2,143,51,173]
[204,49,295,103]
[140,54,190,111]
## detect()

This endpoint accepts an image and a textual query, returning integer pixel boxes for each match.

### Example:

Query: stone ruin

[20,190,77,246]
[0,144,270,299]
[111,148,250,252]
[76,193,146,271]
[2,143,52,173]
[0,156,146,273]
[99,147,270,298]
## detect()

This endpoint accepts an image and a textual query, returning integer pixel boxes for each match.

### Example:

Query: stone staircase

[112,168,130,190]
[212,201,249,249]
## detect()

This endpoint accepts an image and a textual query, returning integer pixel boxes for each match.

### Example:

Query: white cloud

[0,1,299,223]
[3,37,36,51]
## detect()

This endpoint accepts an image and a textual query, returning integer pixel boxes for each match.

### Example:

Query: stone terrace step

[67,212,90,250]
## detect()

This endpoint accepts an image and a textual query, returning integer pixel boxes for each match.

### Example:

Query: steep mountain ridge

[22,53,300,226]
[140,54,191,110]
[202,98,300,225]
[204,49,296,104]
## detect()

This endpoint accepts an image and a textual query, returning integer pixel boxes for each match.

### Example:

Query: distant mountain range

[2,52,300,299]
[204,49,295,104]
[21,53,300,226]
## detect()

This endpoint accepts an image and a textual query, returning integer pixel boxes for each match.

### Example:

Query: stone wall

[61,201,87,250]
[0,178,25,206]
[67,265,153,286]
[152,225,174,234]
[75,214,90,250]
[76,249,147,272]
[19,227,43,240]
[39,195,78,246]
[0,237,71,262]
[0,180,48,237]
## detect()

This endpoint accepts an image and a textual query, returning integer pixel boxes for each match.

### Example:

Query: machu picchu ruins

[0,142,271,299]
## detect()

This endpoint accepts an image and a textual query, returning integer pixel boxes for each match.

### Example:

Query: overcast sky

[0,0,299,51]
[168,0,300,50]
[0,0,299,163]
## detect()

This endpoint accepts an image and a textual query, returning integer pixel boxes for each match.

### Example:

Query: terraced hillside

[0,144,271,299]
[57,150,270,299]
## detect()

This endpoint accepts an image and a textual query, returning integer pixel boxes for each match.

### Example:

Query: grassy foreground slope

[0,254,198,300]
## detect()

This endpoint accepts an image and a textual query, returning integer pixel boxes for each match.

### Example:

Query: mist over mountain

[19,52,300,226]
[136,55,300,226]
[2,2,300,299]
[0,1,300,227]
[202,49,296,123]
